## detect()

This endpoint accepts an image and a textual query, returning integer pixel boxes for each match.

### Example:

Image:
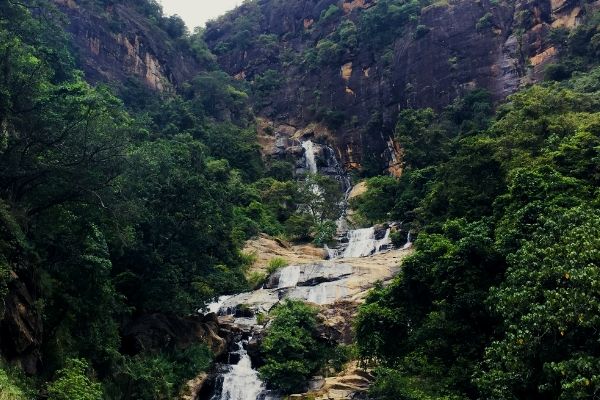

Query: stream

[205,140,408,400]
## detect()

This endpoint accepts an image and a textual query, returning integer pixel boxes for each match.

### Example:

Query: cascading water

[301,140,318,174]
[211,340,267,400]
[205,139,408,400]
[341,227,391,258]
[403,232,413,250]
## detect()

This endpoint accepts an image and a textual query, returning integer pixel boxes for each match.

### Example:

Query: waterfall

[211,340,267,400]
[302,140,318,174]
[203,295,233,315]
[341,227,391,258]
[277,265,301,288]
[402,232,413,250]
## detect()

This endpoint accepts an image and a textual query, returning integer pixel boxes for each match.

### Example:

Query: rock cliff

[205,0,592,173]
[52,0,201,91]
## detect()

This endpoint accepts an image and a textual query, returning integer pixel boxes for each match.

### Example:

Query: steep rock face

[0,272,42,375]
[53,0,200,91]
[205,0,589,172]
[121,313,228,358]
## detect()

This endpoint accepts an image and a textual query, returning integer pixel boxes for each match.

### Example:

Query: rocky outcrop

[0,271,42,375]
[52,0,201,91]
[122,313,228,358]
[243,234,328,278]
[206,0,590,172]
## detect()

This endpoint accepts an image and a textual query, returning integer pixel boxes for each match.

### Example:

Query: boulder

[122,313,228,358]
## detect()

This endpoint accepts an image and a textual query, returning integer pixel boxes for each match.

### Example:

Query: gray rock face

[205,0,585,171]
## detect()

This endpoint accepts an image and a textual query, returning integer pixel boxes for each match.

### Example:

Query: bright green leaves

[47,359,103,400]
[477,207,600,399]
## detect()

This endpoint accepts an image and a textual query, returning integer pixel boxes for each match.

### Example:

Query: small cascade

[341,227,391,258]
[211,340,268,400]
[301,140,318,174]
[204,295,233,315]
[403,232,413,250]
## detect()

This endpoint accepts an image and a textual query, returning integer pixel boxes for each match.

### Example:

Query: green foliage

[319,5,342,25]
[476,13,494,31]
[267,257,289,274]
[110,344,211,400]
[0,1,265,397]
[47,359,103,400]
[476,187,600,399]
[312,219,337,246]
[253,69,283,107]
[0,367,30,400]
[247,271,267,290]
[414,24,430,39]
[259,300,325,393]
[369,368,463,400]
[350,177,401,224]
[356,63,600,400]
[358,0,422,49]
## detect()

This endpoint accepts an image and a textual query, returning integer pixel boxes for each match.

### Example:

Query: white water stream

[206,139,409,399]
[301,140,318,174]
[211,340,266,400]
[341,227,391,258]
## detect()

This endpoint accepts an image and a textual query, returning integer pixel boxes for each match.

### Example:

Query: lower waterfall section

[210,339,274,400]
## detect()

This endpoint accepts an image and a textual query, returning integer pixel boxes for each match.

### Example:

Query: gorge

[1,0,599,399]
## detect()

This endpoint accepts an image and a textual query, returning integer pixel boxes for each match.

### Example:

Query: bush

[47,359,103,400]
[266,257,288,274]
[0,367,29,400]
[414,24,430,39]
[476,13,493,31]
[259,300,324,393]
[113,345,211,400]
[247,271,267,289]
[313,220,337,246]
[319,5,341,24]
[369,368,463,400]
[285,213,314,241]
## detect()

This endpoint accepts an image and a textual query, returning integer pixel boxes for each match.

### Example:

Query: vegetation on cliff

[354,17,600,397]
[1,0,599,399]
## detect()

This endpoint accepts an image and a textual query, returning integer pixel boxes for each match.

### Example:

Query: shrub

[476,13,493,31]
[0,368,29,400]
[47,359,103,400]
[313,220,337,246]
[414,24,430,39]
[266,257,288,274]
[247,271,267,289]
[259,300,323,393]
[319,5,341,24]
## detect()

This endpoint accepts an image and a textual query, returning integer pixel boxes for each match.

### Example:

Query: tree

[259,300,325,393]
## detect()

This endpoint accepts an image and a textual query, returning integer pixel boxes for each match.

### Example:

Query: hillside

[0,0,599,399]
[205,0,592,173]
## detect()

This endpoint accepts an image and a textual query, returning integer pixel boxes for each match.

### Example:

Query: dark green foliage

[259,300,330,393]
[109,344,211,400]
[476,13,494,31]
[356,54,600,399]
[414,24,430,39]
[320,5,342,25]
[357,220,504,397]
[350,177,400,224]
[358,0,422,49]
[0,1,264,397]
